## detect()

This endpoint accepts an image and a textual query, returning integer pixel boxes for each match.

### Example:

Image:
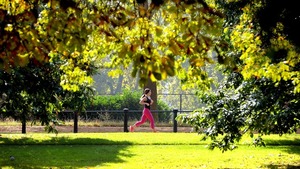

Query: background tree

[93,67,140,95]
[91,0,223,115]
[0,61,63,133]
[1,0,100,132]
[158,77,203,110]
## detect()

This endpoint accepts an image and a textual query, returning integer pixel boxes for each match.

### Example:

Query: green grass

[0,133,300,169]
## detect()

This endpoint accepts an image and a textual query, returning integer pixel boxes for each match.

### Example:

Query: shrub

[84,89,172,122]
[87,89,170,111]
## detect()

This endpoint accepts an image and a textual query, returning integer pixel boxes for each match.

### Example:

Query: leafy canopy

[1,0,224,91]
[92,0,223,90]
[220,0,300,93]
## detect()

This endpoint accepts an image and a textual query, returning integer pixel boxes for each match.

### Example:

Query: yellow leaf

[138,6,147,17]
[155,27,163,37]
[108,69,122,78]
[169,40,180,55]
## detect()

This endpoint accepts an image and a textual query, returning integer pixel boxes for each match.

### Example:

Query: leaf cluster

[178,71,300,152]
[0,61,62,126]
[216,0,300,92]
[0,0,100,92]
[0,60,95,133]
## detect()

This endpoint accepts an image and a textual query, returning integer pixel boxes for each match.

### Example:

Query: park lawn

[0,133,300,169]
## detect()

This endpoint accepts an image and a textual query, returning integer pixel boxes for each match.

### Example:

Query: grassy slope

[0,133,300,169]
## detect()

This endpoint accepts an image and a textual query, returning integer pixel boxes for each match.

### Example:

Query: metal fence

[0,109,194,133]
[157,93,202,112]
[59,109,193,133]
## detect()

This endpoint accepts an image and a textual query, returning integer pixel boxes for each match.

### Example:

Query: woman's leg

[130,108,156,132]
[135,110,148,127]
[143,108,156,131]
[130,109,148,132]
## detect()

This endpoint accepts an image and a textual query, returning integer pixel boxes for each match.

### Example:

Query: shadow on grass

[262,138,300,169]
[264,138,300,154]
[264,138,300,146]
[0,136,134,169]
[264,165,300,169]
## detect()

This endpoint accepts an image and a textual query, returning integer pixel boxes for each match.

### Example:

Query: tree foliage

[179,72,300,151]
[0,0,98,92]
[217,0,300,92]
[1,0,225,129]
[3,0,300,142]
[0,0,99,131]
[0,61,63,133]
[1,0,224,91]
[96,0,223,90]
[178,0,300,151]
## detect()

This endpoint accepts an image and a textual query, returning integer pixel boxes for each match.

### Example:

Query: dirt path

[0,126,194,133]
[2,126,300,134]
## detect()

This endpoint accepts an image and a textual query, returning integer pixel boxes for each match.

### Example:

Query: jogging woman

[129,88,157,132]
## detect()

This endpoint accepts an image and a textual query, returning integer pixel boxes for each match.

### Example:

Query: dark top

[144,96,151,109]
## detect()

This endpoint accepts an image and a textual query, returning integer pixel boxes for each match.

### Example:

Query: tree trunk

[115,75,123,94]
[21,111,26,134]
[74,112,78,133]
[107,81,114,94]
[22,121,26,134]
[145,79,158,121]
[135,72,140,90]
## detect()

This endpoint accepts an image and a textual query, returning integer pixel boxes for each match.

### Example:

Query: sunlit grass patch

[0,133,300,169]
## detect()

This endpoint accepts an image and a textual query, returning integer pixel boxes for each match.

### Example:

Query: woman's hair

[144,88,151,94]
[141,88,151,98]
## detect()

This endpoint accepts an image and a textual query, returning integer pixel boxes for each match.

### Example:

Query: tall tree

[144,78,158,119]
[92,0,223,114]
[179,0,300,151]
[0,61,63,133]
[84,0,223,90]
[1,0,225,131]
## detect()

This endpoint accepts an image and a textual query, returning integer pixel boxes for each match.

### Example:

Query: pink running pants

[134,108,155,129]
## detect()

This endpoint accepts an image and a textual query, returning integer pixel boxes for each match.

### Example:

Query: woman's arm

[150,98,154,105]
[139,97,149,106]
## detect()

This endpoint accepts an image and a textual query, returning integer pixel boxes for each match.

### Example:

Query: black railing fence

[58,109,193,133]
